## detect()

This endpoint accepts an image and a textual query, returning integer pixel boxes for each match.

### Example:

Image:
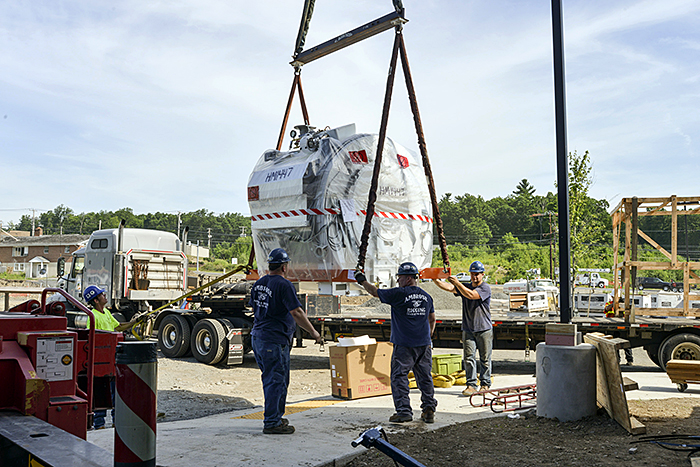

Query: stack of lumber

[583,332,646,435]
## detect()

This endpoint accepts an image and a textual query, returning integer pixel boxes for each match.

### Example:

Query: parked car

[637,277,671,291]
[455,272,470,282]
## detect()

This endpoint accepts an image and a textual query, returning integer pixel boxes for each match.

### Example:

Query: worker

[433,260,492,395]
[83,285,128,429]
[354,262,437,424]
[250,248,323,435]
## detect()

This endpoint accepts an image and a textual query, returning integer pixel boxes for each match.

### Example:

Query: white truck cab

[60,227,187,320]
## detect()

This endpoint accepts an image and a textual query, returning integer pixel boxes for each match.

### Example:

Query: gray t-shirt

[456,282,492,332]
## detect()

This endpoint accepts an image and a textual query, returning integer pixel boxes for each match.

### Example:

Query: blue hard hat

[469,261,485,273]
[83,285,106,303]
[397,262,419,276]
[267,248,290,264]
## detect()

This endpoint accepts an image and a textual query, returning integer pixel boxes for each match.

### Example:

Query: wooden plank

[583,332,646,435]
[637,229,672,260]
[622,377,638,392]
[629,416,647,435]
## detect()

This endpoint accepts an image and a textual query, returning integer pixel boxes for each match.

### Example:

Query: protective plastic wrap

[247,124,433,287]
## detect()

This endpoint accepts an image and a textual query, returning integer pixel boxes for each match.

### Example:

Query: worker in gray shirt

[433,260,492,395]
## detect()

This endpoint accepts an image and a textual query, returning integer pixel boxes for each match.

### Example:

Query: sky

[1,0,699,226]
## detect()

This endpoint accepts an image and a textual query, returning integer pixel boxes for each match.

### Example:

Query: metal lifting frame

[276,3,450,275]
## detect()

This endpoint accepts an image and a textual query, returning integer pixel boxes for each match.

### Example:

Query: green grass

[0,271,27,281]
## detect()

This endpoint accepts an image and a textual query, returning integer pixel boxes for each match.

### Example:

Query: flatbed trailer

[152,287,700,371]
[308,306,700,370]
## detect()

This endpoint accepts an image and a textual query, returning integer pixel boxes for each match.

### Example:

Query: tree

[567,150,609,272]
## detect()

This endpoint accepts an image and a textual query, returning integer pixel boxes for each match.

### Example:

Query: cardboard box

[329,342,393,400]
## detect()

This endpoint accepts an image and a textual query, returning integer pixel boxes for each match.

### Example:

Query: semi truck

[57,224,187,324]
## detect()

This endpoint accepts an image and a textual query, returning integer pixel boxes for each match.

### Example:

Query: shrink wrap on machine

[247,123,433,287]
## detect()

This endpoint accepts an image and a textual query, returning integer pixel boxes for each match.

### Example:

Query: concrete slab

[88,374,532,467]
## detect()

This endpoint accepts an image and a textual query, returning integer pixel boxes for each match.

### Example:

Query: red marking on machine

[397,154,409,168]
[348,149,368,164]
[251,208,433,223]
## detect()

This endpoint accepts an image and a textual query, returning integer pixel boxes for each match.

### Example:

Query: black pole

[551,0,572,323]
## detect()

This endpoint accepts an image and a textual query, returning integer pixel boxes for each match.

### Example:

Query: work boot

[462,386,478,396]
[280,418,289,426]
[480,385,490,392]
[263,424,295,434]
[421,409,435,424]
[389,413,413,423]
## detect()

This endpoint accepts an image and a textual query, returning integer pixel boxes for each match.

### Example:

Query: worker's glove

[354,271,367,284]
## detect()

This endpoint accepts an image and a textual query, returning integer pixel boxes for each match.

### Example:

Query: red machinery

[0,288,122,440]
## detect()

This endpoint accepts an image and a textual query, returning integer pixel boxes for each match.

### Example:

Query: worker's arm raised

[354,271,379,298]
[432,278,455,293]
[447,276,481,300]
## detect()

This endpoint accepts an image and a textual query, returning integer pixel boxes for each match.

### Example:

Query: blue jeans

[390,345,437,417]
[252,336,291,429]
[463,329,493,388]
[94,379,115,429]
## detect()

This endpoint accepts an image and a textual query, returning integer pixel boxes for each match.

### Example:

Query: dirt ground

[154,343,700,467]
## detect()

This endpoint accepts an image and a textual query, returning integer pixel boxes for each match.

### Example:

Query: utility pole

[207,228,212,250]
[240,226,246,237]
[31,209,36,236]
[177,212,182,239]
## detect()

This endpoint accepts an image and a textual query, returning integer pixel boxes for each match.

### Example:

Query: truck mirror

[57,257,66,276]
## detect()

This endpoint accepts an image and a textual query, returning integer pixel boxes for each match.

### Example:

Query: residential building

[0,232,89,278]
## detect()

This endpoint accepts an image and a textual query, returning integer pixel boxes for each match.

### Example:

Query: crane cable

[355,29,450,274]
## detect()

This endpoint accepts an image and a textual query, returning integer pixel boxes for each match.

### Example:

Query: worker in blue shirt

[434,260,492,394]
[355,262,437,424]
[250,248,323,434]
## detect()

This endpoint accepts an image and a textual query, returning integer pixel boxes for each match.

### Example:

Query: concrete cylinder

[536,343,596,422]
[114,341,157,467]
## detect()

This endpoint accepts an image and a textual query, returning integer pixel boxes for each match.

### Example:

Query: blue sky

[1,0,699,225]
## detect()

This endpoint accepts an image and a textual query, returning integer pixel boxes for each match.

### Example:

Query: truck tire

[191,318,227,365]
[658,333,700,371]
[637,284,644,290]
[112,312,127,323]
[158,314,191,358]
[644,344,661,368]
[597,282,605,288]
[663,286,670,292]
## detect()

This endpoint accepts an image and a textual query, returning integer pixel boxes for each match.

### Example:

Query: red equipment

[0,288,122,439]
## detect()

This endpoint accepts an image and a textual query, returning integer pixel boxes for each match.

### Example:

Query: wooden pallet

[583,332,646,435]
[666,359,700,392]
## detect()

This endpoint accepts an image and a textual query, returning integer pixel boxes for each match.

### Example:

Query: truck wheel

[638,284,644,290]
[191,319,227,365]
[158,314,191,358]
[644,344,661,368]
[663,286,670,292]
[597,282,605,288]
[658,333,700,371]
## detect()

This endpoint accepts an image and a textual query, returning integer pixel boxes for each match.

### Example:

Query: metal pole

[551,0,572,323]
[115,341,157,467]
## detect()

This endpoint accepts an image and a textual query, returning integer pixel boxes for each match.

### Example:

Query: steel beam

[291,11,407,67]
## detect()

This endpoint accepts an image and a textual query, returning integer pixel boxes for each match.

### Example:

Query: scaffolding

[612,195,700,319]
